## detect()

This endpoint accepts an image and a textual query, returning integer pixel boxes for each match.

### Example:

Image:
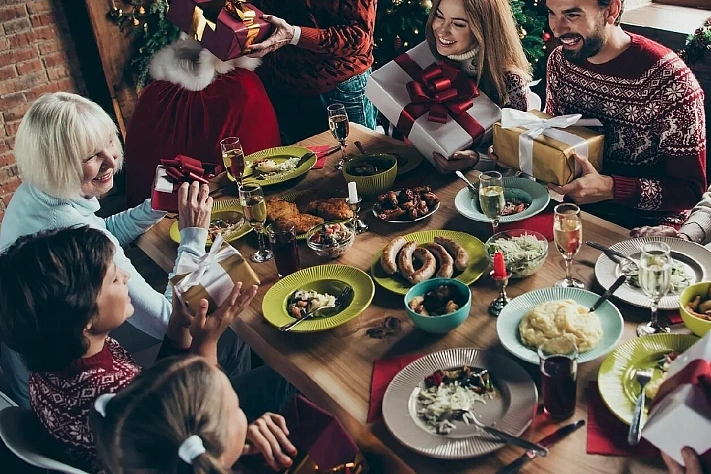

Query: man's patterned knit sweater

[545,33,706,228]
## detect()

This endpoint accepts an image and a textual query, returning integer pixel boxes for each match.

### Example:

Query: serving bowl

[306,221,356,259]
[679,281,711,336]
[404,278,472,333]
[342,153,397,197]
[485,229,548,278]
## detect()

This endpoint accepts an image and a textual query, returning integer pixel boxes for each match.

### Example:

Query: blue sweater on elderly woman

[0,183,207,407]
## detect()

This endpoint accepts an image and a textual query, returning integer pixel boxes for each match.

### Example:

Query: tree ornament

[420,0,433,9]
[518,26,527,39]
[394,35,403,50]
[543,31,552,42]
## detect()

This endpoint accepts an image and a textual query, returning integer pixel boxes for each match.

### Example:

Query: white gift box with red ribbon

[642,332,711,466]
[366,41,501,165]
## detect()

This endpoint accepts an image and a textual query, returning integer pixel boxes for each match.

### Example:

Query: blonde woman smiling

[426,0,532,173]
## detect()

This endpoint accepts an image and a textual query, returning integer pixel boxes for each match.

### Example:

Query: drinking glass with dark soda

[266,220,300,277]
[538,338,578,419]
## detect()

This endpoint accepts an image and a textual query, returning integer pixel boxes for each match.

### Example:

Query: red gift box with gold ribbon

[365,41,501,165]
[151,155,220,212]
[167,0,273,60]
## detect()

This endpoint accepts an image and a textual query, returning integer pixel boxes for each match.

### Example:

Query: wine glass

[637,241,672,336]
[327,103,349,170]
[221,137,245,183]
[237,183,273,263]
[553,203,584,288]
[478,171,505,234]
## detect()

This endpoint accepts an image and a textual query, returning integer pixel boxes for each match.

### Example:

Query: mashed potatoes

[519,299,603,352]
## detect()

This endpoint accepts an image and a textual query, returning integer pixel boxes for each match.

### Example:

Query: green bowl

[679,281,711,336]
[342,154,397,197]
[404,278,472,333]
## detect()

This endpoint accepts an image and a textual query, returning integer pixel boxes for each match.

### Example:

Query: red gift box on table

[151,155,219,212]
[167,0,273,60]
[365,41,501,166]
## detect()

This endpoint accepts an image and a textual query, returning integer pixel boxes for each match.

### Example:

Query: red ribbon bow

[395,55,484,140]
[160,155,212,187]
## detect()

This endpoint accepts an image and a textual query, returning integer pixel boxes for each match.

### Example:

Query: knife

[297,151,317,167]
[496,420,585,474]
[589,274,627,312]
[585,241,638,269]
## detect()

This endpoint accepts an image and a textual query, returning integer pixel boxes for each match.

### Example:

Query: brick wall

[0,0,86,224]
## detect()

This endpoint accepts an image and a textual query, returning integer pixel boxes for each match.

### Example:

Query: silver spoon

[455,170,480,196]
[280,285,353,332]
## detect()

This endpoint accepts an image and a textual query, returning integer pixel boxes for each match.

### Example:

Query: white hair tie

[178,435,206,464]
[94,393,116,417]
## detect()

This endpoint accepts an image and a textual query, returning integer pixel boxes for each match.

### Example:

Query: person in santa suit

[543,0,706,229]
[123,35,281,208]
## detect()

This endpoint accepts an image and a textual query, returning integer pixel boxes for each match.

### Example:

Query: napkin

[499,211,555,241]
[585,382,659,457]
[307,145,337,169]
[665,310,683,325]
[367,354,422,423]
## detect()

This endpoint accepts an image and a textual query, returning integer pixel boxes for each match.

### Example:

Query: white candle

[347,181,358,204]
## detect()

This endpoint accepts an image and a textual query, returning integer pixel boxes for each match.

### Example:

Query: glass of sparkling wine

[478,171,505,234]
[553,203,584,288]
[220,137,245,183]
[637,241,672,336]
[238,183,273,263]
[327,103,349,170]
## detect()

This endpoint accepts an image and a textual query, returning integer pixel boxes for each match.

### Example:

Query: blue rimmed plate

[454,177,550,224]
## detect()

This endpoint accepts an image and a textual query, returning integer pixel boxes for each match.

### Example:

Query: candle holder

[488,270,511,317]
[347,197,369,233]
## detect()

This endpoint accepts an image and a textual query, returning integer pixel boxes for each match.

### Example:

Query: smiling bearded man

[543,0,706,229]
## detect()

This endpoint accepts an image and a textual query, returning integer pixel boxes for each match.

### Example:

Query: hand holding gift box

[171,234,260,315]
[493,108,604,186]
[642,332,711,468]
[366,42,501,166]
[151,155,220,213]
[167,0,273,60]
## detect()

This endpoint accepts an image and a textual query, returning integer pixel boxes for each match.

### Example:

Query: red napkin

[499,211,555,241]
[367,354,422,423]
[586,382,659,457]
[307,145,336,169]
[665,311,683,325]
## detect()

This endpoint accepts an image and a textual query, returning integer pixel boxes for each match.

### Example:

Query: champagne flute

[220,137,245,183]
[238,183,273,263]
[553,203,584,288]
[637,242,672,336]
[327,103,349,170]
[478,171,505,234]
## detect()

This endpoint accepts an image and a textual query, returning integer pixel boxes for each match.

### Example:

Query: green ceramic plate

[262,264,375,333]
[496,287,624,365]
[370,230,488,295]
[170,198,252,247]
[277,189,349,240]
[598,333,698,425]
[239,146,315,186]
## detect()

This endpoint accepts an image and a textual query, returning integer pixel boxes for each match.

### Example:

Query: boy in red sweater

[544,0,706,228]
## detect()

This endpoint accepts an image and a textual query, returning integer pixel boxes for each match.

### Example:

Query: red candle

[493,251,507,278]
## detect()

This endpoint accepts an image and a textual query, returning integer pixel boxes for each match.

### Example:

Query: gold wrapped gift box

[492,110,604,186]
[170,240,260,315]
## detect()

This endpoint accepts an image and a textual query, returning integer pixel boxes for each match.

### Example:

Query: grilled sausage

[397,241,419,278]
[381,236,408,275]
[434,236,469,272]
[407,248,437,284]
[423,242,454,278]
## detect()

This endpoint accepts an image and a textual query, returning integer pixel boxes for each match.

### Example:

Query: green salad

[627,259,691,293]
[486,234,547,278]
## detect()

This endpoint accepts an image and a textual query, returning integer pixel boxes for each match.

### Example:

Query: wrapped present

[167,0,273,60]
[151,155,220,212]
[170,234,260,315]
[365,41,501,165]
[283,395,368,474]
[493,108,604,186]
[642,332,711,466]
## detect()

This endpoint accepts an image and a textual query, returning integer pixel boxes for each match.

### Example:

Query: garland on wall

[680,16,711,66]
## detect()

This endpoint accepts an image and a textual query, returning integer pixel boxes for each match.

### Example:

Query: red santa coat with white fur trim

[124,42,281,207]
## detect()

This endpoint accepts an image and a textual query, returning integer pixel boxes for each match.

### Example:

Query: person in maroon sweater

[123,35,281,208]
[544,0,706,228]
[248,0,378,143]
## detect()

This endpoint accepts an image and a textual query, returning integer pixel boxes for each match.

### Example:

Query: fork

[279,285,353,332]
[627,368,653,446]
[466,412,549,457]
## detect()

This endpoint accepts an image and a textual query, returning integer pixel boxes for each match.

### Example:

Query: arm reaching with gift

[242,412,298,471]
[548,154,614,204]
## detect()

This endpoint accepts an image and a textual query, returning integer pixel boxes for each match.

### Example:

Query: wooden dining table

[137,123,672,473]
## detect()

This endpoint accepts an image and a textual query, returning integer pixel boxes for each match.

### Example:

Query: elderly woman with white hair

[0,92,250,407]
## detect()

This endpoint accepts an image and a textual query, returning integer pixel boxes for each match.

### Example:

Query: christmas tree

[373,0,550,79]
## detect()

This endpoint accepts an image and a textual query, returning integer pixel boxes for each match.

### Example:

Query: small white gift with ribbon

[493,109,605,185]
[171,234,260,315]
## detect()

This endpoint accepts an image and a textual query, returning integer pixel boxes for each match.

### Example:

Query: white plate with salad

[594,237,711,310]
[382,347,537,459]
